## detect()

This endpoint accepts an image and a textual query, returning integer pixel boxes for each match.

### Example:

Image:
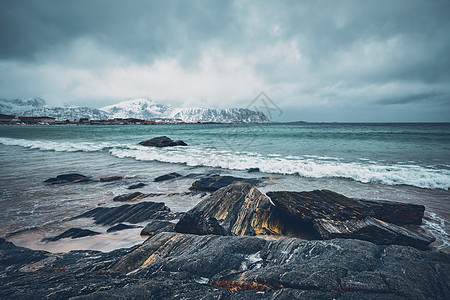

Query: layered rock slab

[176,183,283,236]
[111,232,450,300]
[266,190,425,225]
[74,201,178,226]
[189,175,262,192]
[313,217,435,250]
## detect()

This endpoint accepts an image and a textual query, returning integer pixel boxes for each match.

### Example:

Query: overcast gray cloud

[0,0,449,121]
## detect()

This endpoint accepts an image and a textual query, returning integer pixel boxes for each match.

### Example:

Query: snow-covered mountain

[101,99,270,123]
[0,98,270,123]
[0,98,109,121]
[0,98,47,114]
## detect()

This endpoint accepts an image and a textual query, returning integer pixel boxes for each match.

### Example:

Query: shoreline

[1,172,449,299]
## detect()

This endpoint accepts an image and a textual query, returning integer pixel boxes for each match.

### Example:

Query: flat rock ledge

[139,136,187,147]
[1,234,449,299]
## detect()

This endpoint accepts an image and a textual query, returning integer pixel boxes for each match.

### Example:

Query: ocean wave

[110,145,450,190]
[2,137,449,190]
[0,137,113,152]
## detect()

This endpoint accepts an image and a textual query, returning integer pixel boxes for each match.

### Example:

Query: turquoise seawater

[1,123,449,189]
[0,123,449,252]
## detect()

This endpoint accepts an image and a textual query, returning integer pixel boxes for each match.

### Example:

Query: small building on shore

[18,116,56,124]
[0,114,16,123]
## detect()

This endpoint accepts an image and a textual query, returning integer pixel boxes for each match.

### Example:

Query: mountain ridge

[0,98,270,123]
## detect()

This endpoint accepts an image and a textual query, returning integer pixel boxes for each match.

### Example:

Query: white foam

[0,137,114,152]
[2,137,449,190]
[110,145,450,190]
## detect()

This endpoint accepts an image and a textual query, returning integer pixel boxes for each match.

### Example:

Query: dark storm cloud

[0,0,235,62]
[375,92,444,105]
[0,0,449,121]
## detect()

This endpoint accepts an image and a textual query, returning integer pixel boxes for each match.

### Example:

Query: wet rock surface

[139,136,187,147]
[44,173,91,185]
[43,228,100,242]
[154,172,182,182]
[140,220,175,236]
[190,175,262,192]
[74,201,178,225]
[3,233,448,299]
[107,223,141,233]
[313,217,435,250]
[100,176,123,182]
[112,192,146,202]
[127,182,146,189]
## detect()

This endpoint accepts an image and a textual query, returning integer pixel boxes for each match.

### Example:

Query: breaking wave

[1,137,449,190]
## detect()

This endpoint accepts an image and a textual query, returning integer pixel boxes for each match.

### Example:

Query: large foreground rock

[112,232,450,300]
[1,235,449,299]
[139,136,187,147]
[178,186,433,249]
[189,175,262,192]
[176,183,283,236]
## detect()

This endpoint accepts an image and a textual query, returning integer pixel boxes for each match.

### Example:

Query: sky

[1,0,449,122]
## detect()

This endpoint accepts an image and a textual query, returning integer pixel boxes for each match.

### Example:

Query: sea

[0,123,449,252]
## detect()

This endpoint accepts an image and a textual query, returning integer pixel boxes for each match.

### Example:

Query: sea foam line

[109,145,450,190]
[0,137,113,152]
[1,137,449,190]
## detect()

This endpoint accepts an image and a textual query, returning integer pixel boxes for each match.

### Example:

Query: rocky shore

[1,168,449,299]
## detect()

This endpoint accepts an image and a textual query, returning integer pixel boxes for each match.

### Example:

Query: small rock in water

[74,201,174,225]
[107,223,140,233]
[44,173,90,185]
[189,175,262,192]
[43,228,100,242]
[141,220,175,236]
[139,136,187,147]
[248,167,260,173]
[100,176,123,182]
[128,183,146,189]
[154,172,182,182]
[113,192,146,202]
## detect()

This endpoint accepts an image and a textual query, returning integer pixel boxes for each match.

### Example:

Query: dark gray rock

[267,190,367,221]
[175,211,229,236]
[128,183,146,189]
[357,198,425,225]
[140,220,175,236]
[313,217,435,249]
[112,232,450,300]
[154,172,182,182]
[177,183,283,236]
[267,190,425,225]
[1,234,449,299]
[189,175,262,192]
[100,176,123,182]
[248,167,260,173]
[139,136,187,147]
[74,201,176,225]
[113,192,146,202]
[44,173,90,185]
[43,228,100,242]
[107,223,140,233]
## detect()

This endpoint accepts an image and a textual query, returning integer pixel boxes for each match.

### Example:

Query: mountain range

[0,98,269,123]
